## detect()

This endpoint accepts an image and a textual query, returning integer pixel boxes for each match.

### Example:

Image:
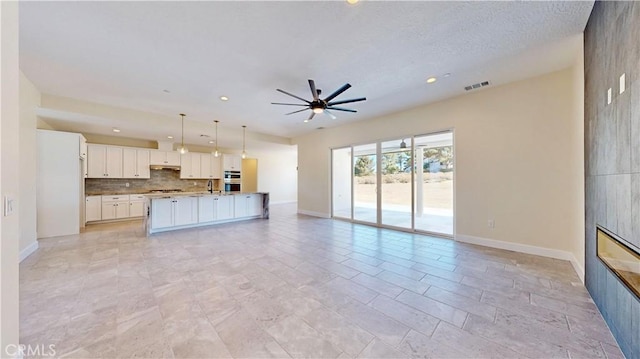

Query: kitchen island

[145,192,269,235]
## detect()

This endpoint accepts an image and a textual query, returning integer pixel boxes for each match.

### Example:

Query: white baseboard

[19,241,39,262]
[456,234,585,283]
[297,209,331,218]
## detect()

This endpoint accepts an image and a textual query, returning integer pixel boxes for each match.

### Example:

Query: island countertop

[143,191,269,199]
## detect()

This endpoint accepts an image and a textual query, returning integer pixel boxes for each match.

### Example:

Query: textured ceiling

[19,1,593,147]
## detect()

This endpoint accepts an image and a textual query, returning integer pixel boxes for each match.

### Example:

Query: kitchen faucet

[207,179,213,193]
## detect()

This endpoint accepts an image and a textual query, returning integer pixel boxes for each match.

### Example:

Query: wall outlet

[488,219,495,229]
[193,182,197,186]
[125,182,130,187]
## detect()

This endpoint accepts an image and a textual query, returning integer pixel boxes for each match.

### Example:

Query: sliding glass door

[332,147,352,219]
[331,131,454,237]
[381,138,413,229]
[414,133,454,235]
[352,143,377,224]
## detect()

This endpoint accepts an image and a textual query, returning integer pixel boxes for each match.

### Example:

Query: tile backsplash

[85,169,220,195]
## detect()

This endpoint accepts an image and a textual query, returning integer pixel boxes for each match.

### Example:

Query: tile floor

[20,204,624,358]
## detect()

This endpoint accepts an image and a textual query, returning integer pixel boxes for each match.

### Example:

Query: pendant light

[400,139,407,149]
[241,125,247,159]
[177,113,188,154]
[213,120,220,157]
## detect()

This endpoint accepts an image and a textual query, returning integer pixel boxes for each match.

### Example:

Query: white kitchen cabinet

[199,154,222,179]
[234,194,263,218]
[216,195,234,220]
[223,154,242,171]
[180,153,201,179]
[175,197,198,225]
[151,196,198,229]
[150,150,181,166]
[249,194,263,216]
[198,195,234,223]
[101,195,130,220]
[85,196,102,222]
[129,194,147,217]
[87,144,123,178]
[151,198,174,229]
[211,156,222,178]
[123,148,150,178]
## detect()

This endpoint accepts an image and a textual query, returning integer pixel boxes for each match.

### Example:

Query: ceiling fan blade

[327,97,366,106]
[277,89,311,104]
[285,108,309,115]
[308,79,319,101]
[324,109,337,120]
[327,106,357,113]
[323,83,351,102]
[304,112,316,122]
[271,102,309,106]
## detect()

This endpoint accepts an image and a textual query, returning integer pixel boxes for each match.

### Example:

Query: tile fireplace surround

[584,1,640,358]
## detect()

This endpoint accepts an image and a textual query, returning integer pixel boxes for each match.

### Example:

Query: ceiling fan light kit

[272,79,366,122]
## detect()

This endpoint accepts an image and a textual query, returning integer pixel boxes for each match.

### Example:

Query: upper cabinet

[223,154,242,171]
[180,153,202,179]
[123,148,150,179]
[149,150,181,166]
[200,154,222,179]
[87,144,123,178]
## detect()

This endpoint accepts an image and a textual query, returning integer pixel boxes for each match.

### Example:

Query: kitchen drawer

[102,195,130,202]
[129,194,146,201]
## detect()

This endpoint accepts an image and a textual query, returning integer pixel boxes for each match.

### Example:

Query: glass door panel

[414,132,454,235]
[380,138,412,229]
[332,147,352,219]
[353,143,377,224]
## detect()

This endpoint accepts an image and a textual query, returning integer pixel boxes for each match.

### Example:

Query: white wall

[19,71,40,259]
[37,130,81,238]
[1,0,21,353]
[253,148,298,204]
[294,64,585,271]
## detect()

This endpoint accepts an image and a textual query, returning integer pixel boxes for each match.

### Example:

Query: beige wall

[569,37,585,276]
[294,65,585,270]
[1,0,21,353]
[19,71,40,257]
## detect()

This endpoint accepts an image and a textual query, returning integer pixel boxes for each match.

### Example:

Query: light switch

[607,88,612,105]
[4,195,15,216]
[619,73,626,94]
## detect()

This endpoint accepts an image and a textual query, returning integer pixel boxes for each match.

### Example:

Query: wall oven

[223,171,241,192]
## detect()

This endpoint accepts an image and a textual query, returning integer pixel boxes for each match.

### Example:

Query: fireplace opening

[597,226,640,299]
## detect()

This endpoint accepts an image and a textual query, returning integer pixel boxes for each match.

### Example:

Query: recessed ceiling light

[443,73,451,78]
[167,135,173,139]
[112,128,121,133]
[208,140,214,144]
[346,0,359,4]
[426,77,437,84]
[220,96,229,101]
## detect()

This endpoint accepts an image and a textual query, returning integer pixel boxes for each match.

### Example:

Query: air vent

[464,81,490,91]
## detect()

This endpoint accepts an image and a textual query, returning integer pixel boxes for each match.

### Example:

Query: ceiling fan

[272,79,366,122]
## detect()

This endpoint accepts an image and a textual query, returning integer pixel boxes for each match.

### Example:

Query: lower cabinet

[85,196,102,222]
[129,195,146,217]
[101,195,130,220]
[152,196,198,229]
[198,195,234,223]
[234,194,263,218]
[86,194,146,222]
